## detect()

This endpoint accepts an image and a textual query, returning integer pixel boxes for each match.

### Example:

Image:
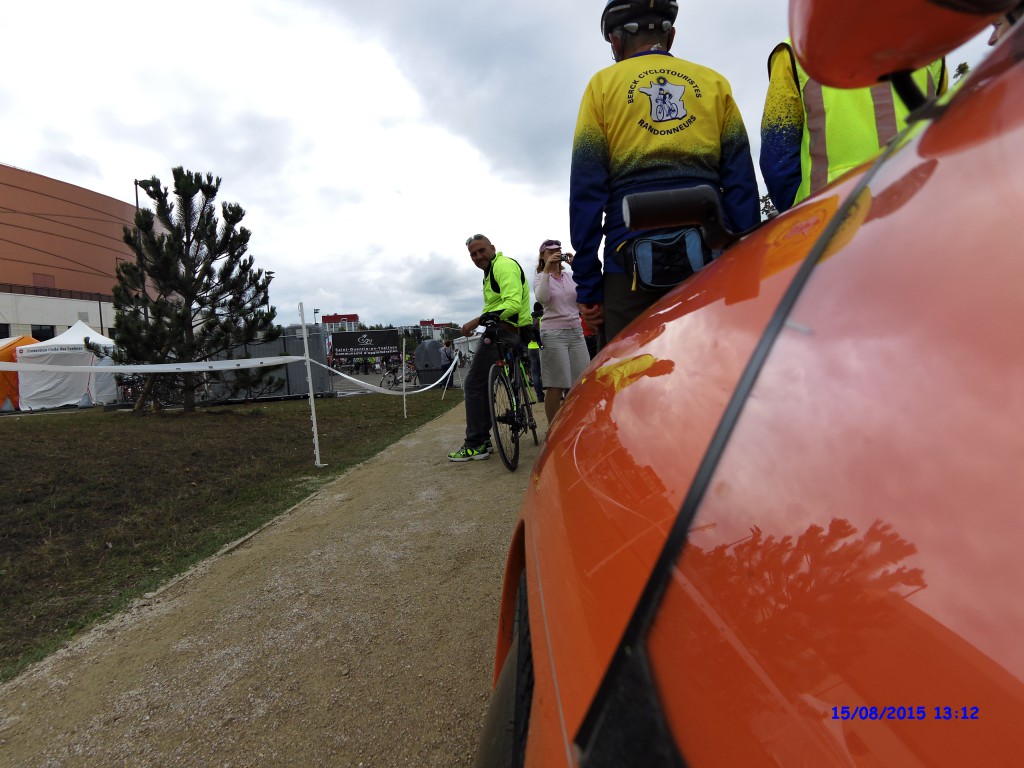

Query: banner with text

[331,330,401,358]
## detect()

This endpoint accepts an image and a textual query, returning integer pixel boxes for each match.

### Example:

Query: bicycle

[379,361,419,390]
[481,316,538,471]
[379,367,401,389]
[403,361,419,386]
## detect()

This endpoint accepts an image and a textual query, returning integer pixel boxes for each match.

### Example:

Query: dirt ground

[0,401,543,767]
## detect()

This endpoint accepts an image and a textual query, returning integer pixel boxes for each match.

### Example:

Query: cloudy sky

[0,1,992,327]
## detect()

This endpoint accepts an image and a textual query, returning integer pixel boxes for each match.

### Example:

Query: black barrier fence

[206,325,333,399]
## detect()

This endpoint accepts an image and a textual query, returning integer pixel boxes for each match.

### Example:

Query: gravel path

[0,404,541,767]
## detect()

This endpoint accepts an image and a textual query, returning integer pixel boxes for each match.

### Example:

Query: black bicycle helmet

[601,0,679,41]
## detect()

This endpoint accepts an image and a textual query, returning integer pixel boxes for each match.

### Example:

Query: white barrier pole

[299,302,326,468]
[441,352,448,401]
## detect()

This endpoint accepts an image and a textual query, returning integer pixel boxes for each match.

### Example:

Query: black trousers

[463,339,501,446]
[601,272,673,346]
[528,347,544,401]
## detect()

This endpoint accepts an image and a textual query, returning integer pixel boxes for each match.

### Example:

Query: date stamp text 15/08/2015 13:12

[832,706,980,721]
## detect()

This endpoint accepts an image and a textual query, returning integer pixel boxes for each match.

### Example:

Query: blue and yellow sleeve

[719,91,761,232]
[760,44,804,213]
[569,79,611,306]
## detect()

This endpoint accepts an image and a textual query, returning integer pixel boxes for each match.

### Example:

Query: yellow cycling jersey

[570,51,759,304]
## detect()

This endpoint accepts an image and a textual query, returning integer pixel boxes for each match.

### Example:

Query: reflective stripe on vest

[792,50,943,204]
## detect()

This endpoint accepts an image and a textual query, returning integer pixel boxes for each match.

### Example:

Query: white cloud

[0,0,997,328]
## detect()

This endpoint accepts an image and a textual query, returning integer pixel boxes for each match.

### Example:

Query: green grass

[0,394,462,681]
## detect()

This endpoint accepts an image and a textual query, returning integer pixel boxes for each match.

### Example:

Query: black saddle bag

[628,228,710,291]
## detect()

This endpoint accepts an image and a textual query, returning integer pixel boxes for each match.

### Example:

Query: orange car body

[485,6,1024,767]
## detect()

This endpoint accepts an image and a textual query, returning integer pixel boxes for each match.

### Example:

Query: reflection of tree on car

[681,518,924,693]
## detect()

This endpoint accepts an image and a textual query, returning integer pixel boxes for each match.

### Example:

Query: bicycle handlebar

[621,184,742,251]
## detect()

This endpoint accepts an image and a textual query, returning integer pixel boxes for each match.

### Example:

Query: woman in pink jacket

[532,239,591,427]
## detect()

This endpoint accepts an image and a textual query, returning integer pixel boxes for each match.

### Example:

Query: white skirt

[539,326,590,390]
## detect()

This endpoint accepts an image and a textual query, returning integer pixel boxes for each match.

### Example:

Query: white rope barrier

[311,356,460,396]
[0,354,460,391]
[0,327,464,468]
[0,357,307,373]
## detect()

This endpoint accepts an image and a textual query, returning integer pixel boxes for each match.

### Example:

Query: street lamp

[134,179,149,323]
[313,308,320,324]
[265,271,275,309]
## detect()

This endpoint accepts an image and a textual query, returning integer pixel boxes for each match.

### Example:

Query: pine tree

[114,167,281,412]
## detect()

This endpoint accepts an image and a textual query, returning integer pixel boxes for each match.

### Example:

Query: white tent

[453,334,481,361]
[16,321,118,410]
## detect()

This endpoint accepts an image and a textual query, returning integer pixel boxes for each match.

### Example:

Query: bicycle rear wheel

[489,363,520,471]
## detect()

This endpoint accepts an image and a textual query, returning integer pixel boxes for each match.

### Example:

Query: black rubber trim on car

[471,571,533,768]
[512,571,534,768]
[575,149,899,766]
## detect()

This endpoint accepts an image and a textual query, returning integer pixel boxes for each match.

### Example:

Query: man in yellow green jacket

[760,41,946,212]
[449,234,530,462]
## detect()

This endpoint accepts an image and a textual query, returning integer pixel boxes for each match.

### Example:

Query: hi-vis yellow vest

[772,42,946,204]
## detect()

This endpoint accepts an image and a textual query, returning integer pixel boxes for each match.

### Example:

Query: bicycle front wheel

[489,364,520,471]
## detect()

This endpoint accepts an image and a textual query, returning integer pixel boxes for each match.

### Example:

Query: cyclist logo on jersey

[639,77,687,123]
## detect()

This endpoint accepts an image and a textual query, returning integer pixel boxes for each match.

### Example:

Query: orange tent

[0,335,37,410]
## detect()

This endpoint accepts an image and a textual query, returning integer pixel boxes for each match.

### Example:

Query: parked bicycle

[481,315,538,471]
[379,367,400,389]
[379,361,419,390]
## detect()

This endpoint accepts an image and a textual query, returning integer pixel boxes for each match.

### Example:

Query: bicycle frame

[497,346,533,407]
[516,357,537,405]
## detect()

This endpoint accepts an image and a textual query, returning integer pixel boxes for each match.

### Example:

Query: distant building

[321,313,361,333]
[401,318,459,340]
[0,163,136,340]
